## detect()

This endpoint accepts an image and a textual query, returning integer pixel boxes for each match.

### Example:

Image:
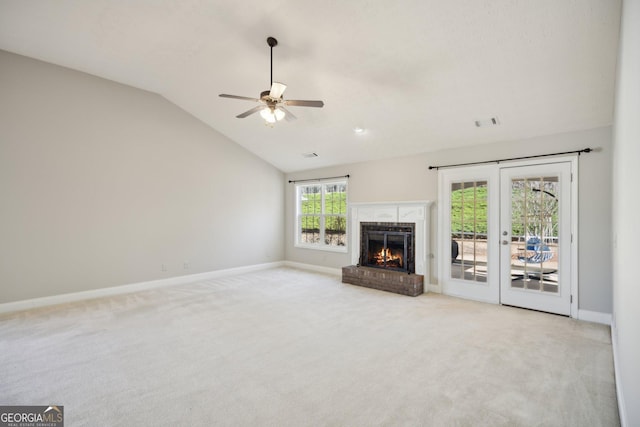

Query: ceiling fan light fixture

[260,107,286,124]
[260,108,276,123]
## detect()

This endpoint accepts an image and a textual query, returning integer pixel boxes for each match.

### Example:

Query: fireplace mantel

[350,201,432,278]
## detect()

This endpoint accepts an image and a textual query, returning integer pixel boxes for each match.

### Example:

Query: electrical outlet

[183,261,189,269]
[161,263,167,272]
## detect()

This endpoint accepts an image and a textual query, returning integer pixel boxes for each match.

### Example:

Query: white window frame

[294,180,348,253]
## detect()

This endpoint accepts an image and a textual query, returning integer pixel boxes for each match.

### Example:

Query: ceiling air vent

[475,117,500,127]
[302,152,318,158]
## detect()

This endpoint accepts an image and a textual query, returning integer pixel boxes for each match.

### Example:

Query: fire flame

[374,247,403,267]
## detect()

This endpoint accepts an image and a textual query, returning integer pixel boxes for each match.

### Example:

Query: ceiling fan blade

[280,107,297,122]
[269,82,287,99]
[284,99,324,108]
[219,94,260,102]
[236,105,265,118]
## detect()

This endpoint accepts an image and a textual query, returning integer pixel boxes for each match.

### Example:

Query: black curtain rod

[288,174,350,184]
[428,148,592,170]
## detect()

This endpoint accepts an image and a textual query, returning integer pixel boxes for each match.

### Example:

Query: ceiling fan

[219,37,324,125]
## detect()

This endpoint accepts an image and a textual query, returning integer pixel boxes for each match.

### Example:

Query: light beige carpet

[0,267,619,426]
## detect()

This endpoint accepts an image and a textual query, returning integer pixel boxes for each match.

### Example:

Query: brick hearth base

[341,265,424,297]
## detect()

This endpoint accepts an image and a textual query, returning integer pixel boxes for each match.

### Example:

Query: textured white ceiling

[0,1,621,172]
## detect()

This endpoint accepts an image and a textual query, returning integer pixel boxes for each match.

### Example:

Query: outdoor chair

[513,236,556,281]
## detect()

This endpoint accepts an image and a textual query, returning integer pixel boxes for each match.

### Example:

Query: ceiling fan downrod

[267,37,278,88]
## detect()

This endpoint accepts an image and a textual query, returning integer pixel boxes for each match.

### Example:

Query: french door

[439,166,500,304]
[439,159,576,316]
[499,163,573,315]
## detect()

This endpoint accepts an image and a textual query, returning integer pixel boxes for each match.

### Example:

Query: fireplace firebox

[360,222,415,274]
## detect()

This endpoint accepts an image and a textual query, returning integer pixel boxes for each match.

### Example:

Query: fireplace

[360,222,415,274]
[344,203,430,296]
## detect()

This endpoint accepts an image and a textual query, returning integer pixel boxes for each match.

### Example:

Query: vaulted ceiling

[0,1,621,172]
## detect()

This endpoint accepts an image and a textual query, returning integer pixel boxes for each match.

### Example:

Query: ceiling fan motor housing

[260,90,280,106]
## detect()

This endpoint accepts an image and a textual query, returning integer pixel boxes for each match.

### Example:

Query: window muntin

[297,181,347,251]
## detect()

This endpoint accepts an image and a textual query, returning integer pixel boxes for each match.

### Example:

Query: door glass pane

[510,177,559,293]
[450,181,487,282]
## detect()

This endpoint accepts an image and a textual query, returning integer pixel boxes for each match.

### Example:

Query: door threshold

[500,304,570,318]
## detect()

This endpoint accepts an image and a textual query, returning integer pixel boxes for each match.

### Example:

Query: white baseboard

[427,283,441,293]
[611,320,628,427]
[283,261,342,276]
[284,261,437,292]
[0,261,285,315]
[577,309,612,325]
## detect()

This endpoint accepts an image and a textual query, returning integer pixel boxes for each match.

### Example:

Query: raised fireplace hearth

[342,265,424,297]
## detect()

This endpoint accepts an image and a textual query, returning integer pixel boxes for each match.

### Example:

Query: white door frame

[437,156,578,317]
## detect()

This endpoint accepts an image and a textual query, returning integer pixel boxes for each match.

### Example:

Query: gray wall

[612,0,640,424]
[0,50,285,304]
[286,126,613,315]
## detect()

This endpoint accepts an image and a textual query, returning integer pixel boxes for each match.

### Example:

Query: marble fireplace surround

[350,201,432,278]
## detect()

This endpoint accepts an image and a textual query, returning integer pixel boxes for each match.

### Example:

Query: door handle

[502,240,509,245]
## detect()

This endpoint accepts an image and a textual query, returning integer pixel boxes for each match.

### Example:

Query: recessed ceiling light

[302,152,318,158]
[353,127,365,134]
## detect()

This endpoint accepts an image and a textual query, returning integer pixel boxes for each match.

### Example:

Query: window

[296,181,347,251]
